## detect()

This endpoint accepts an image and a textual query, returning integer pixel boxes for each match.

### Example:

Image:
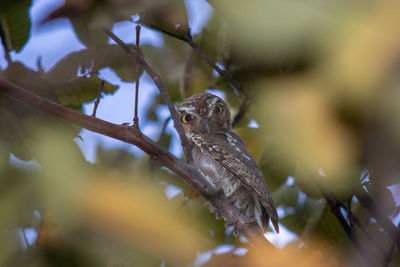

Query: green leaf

[45,44,143,84]
[70,16,110,47]
[159,130,172,150]
[235,127,265,163]
[0,0,31,52]
[0,106,33,161]
[55,76,117,107]
[308,205,345,245]
[193,14,227,63]
[140,38,188,95]
[259,149,294,192]
[3,62,56,101]
[279,214,306,234]
[272,185,299,207]
[181,49,214,96]
[0,65,83,161]
[292,163,321,198]
[3,60,119,108]
[139,0,189,40]
[207,0,336,61]
[0,165,41,229]
[44,0,149,47]
[96,146,137,172]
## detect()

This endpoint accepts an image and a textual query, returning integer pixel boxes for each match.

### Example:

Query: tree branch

[92,80,104,117]
[0,77,272,246]
[313,180,369,259]
[183,33,241,99]
[183,33,251,127]
[351,211,386,255]
[139,23,250,126]
[103,29,193,163]
[133,25,141,128]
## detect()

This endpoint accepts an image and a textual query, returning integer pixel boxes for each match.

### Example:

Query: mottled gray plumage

[177,93,279,233]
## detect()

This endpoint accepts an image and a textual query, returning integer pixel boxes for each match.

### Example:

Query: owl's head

[177,93,232,135]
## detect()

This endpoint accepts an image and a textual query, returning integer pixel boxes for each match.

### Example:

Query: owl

[177,93,279,234]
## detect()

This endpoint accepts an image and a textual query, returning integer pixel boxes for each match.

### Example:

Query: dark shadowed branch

[183,33,241,99]
[139,23,250,127]
[313,180,369,261]
[355,186,400,250]
[0,77,273,247]
[183,33,251,127]
[350,212,386,255]
[345,195,386,255]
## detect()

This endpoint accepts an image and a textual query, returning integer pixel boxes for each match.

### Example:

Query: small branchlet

[92,80,105,117]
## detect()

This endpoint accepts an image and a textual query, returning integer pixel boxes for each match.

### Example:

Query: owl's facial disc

[177,105,211,135]
[206,100,232,131]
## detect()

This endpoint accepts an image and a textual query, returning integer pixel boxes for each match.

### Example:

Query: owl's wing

[192,131,279,233]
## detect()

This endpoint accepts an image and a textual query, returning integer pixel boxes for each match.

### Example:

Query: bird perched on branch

[177,93,279,234]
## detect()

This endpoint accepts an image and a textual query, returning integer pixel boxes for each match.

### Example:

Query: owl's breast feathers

[190,131,279,233]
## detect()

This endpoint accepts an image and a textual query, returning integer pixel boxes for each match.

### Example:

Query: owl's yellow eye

[213,105,222,114]
[181,114,194,123]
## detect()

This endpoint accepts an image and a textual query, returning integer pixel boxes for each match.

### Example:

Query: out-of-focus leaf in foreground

[257,80,358,188]
[244,240,341,267]
[207,0,340,61]
[139,0,189,40]
[31,130,213,266]
[320,0,400,110]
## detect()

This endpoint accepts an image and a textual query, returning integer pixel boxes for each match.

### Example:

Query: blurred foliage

[1,0,400,266]
[0,0,31,53]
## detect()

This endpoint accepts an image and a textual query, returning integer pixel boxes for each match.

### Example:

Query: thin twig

[92,80,105,117]
[184,32,251,127]
[0,67,273,247]
[144,24,186,42]
[139,24,250,126]
[103,29,193,163]
[360,170,370,184]
[133,25,141,128]
[183,33,242,98]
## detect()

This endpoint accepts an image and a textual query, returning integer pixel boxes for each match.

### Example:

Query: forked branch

[0,76,272,247]
[103,29,193,163]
